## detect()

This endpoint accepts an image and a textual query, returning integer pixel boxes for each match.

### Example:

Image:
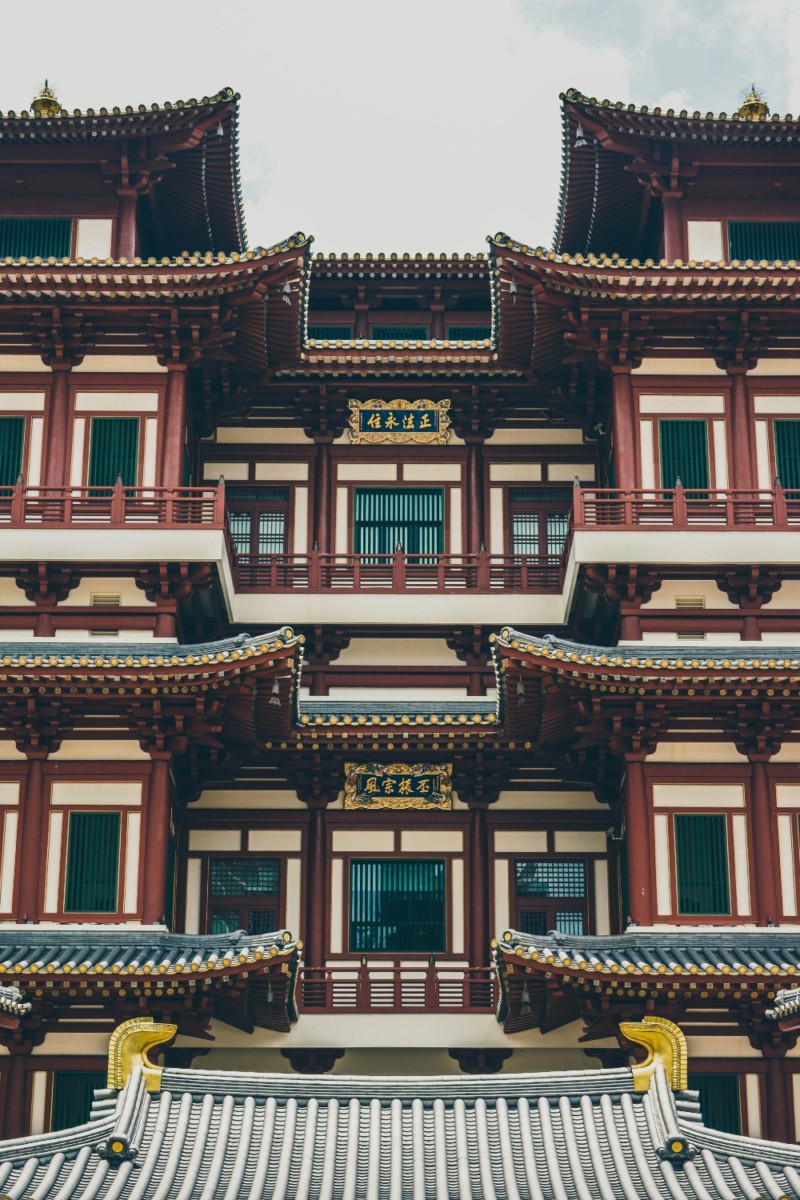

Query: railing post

[572,476,584,525]
[309,548,321,590]
[774,477,788,528]
[673,478,687,527]
[424,958,438,1010]
[393,544,406,590]
[164,487,175,527]
[476,547,490,591]
[214,477,226,526]
[10,474,24,526]
[110,475,125,525]
[357,957,370,1009]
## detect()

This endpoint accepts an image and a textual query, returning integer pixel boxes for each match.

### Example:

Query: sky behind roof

[3,1,797,253]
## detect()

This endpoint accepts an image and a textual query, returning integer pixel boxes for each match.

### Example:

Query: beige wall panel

[28,416,43,486]
[255,462,309,481]
[793,1076,800,1140]
[647,742,745,763]
[0,579,33,605]
[449,487,462,554]
[451,858,464,955]
[142,417,158,487]
[123,812,141,913]
[768,581,800,608]
[493,858,510,933]
[203,461,249,481]
[188,829,239,852]
[745,1075,762,1138]
[0,742,24,761]
[248,830,303,852]
[753,395,800,413]
[75,218,113,259]
[639,418,655,490]
[335,486,348,553]
[73,357,165,374]
[337,463,397,481]
[494,830,547,854]
[494,791,605,810]
[755,418,771,489]
[51,739,148,761]
[293,486,309,555]
[0,783,19,806]
[194,789,305,809]
[400,831,463,853]
[652,783,744,808]
[43,812,64,913]
[327,687,469,700]
[778,814,797,916]
[488,463,542,482]
[593,859,611,935]
[0,359,49,374]
[685,221,724,262]
[0,392,45,411]
[69,416,86,487]
[329,858,344,954]
[712,419,728,488]
[50,781,142,806]
[638,395,725,414]
[776,783,800,803]
[548,463,595,482]
[489,486,503,554]
[404,463,461,482]
[731,813,751,916]
[331,830,394,852]
[641,578,736,610]
[0,811,18,912]
[74,392,159,412]
[61,577,155,607]
[184,859,202,934]
[654,814,672,915]
[215,427,308,444]
[30,1071,48,1135]
[553,830,606,853]
[285,857,301,939]
[487,428,585,444]
[336,639,462,667]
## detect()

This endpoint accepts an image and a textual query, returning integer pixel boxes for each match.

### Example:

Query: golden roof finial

[107,1016,177,1094]
[619,1015,688,1092]
[31,79,61,119]
[738,82,769,120]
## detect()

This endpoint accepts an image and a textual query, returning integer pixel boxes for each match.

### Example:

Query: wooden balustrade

[298,962,497,1013]
[0,481,226,527]
[573,483,800,530]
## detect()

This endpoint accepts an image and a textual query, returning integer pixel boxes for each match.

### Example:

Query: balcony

[0,480,225,528]
[297,962,498,1014]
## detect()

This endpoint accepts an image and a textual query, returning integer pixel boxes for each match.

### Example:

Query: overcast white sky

[3,1,799,253]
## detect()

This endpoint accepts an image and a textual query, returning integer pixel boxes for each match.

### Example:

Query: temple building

[0,75,800,1163]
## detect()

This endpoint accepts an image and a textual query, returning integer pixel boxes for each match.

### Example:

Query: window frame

[62,809,123,915]
[0,413,27,488]
[226,487,291,557]
[351,485,447,558]
[506,486,573,558]
[85,415,142,491]
[50,1068,108,1131]
[511,856,593,936]
[673,811,731,917]
[725,219,800,264]
[657,417,712,493]
[347,856,448,956]
[205,854,283,937]
[198,851,287,936]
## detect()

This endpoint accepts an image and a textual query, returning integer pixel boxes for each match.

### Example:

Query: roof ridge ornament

[107,1016,177,1093]
[619,1015,688,1092]
[738,82,769,120]
[31,79,62,118]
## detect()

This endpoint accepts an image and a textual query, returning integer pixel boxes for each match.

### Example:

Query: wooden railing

[233,548,566,593]
[574,483,800,530]
[298,962,498,1013]
[0,480,226,527]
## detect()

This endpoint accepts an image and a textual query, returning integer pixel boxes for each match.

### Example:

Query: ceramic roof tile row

[3,1059,800,1198]
[0,232,308,273]
[0,628,299,669]
[769,987,800,1020]
[0,983,30,1016]
[493,629,800,670]
[0,88,239,127]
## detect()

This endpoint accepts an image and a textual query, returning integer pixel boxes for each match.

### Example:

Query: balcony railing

[0,480,226,527]
[574,483,800,530]
[298,962,498,1013]
[233,548,566,593]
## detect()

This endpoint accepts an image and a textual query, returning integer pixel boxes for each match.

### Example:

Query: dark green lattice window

[349,859,446,953]
[64,811,121,913]
[446,326,492,340]
[307,325,354,340]
[0,417,24,487]
[515,859,587,936]
[207,857,281,936]
[370,325,429,340]
[0,218,72,260]
[353,488,444,557]
[87,417,140,488]
[659,419,710,491]
[688,1072,742,1135]
[674,813,730,915]
[51,1070,107,1130]
[774,420,800,489]
[728,221,800,263]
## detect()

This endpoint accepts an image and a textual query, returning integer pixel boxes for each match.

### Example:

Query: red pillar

[44,365,72,487]
[748,753,779,924]
[160,365,188,488]
[17,752,47,920]
[465,438,486,555]
[661,192,685,260]
[727,367,756,491]
[304,804,328,968]
[762,1052,791,1143]
[313,438,332,554]
[610,366,637,491]
[116,193,138,260]
[468,805,490,965]
[2,1051,29,1139]
[624,754,652,926]
[142,753,171,924]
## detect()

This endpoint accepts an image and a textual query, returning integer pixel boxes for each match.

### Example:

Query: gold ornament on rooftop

[107,1016,177,1093]
[738,83,769,120]
[31,80,61,118]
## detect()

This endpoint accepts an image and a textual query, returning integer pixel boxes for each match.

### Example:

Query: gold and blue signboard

[347,399,451,445]
[344,762,453,810]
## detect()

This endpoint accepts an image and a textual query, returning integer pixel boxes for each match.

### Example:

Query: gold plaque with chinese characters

[344,762,453,811]
[347,399,451,445]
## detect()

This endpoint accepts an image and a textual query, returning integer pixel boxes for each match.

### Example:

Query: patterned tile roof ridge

[492,628,800,668]
[0,626,300,668]
[490,230,800,272]
[562,85,798,126]
[0,231,311,272]
[0,87,240,124]
[4,1028,800,1199]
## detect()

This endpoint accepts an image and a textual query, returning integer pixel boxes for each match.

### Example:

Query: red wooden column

[727,366,756,491]
[313,437,333,555]
[623,754,652,926]
[116,193,138,260]
[459,769,500,966]
[44,363,73,487]
[143,752,172,924]
[464,436,486,556]
[17,750,49,921]
[160,364,188,488]
[748,752,779,924]
[304,801,329,968]
[610,365,637,491]
[661,192,685,260]
[761,1049,792,1143]
[2,1050,29,1140]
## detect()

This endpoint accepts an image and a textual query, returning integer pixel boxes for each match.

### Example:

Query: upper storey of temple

[557,85,800,262]
[0,83,246,261]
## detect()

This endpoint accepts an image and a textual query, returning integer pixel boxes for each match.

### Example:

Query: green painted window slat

[349,859,446,953]
[728,221,800,263]
[0,417,24,487]
[675,813,731,915]
[87,417,140,489]
[307,325,354,340]
[659,419,710,491]
[51,1070,107,1131]
[353,487,444,557]
[0,218,72,260]
[446,326,492,341]
[688,1073,741,1135]
[64,812,121,913]
[775,420,800,489]
[369,325,429,341]
[209,858,280,897]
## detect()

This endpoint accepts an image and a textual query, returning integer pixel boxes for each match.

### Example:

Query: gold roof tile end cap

[107,1016,177,1094]
[738,83,769,120]
[619,1015,688,1093]
[32,79,62,119]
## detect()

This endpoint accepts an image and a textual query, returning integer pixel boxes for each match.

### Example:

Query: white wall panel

[686,221,724,262]
[493,858,510,934]
[712,419,728,488]
[488,463,542,482]
[0,393,45,411]
[69,417,85,487]
[400,831,463,853]
[50,781,142,806]
[331,830,394,852]
[293,486,309,554]
[123,812,141,913]
[494,830,547,854]
[29,1072,48,1135]
[489,487,503,553]
[248,829,303,852]
[754,396,800,413]
[593,859,611,934]
[639,395,725,414]
[654,814,672,915]
[337,463,397,481]
[0,811,17,911]
[142,418,158,487]
[731,813,751,916]
[449,488,462,554]
[745,1075,762,1137]
[28,416,43,486]
[755,419,771,489]
[554,830,606,853]
[203,461,248,481]
[335,486,348,553]
[330,858,344,954]
[75,218,113,259]
[548,463,595,482]
[640,419,655,489]
[74,393,158,412]
[184,859,202,934]
[44,812,64,914]
[778,814,797,916]
[451,858,464,954]
[404,463,461,481]
[255,462,309,481]
[188,829,239,851]
[285,857,301,939]
[652,783,744,808]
